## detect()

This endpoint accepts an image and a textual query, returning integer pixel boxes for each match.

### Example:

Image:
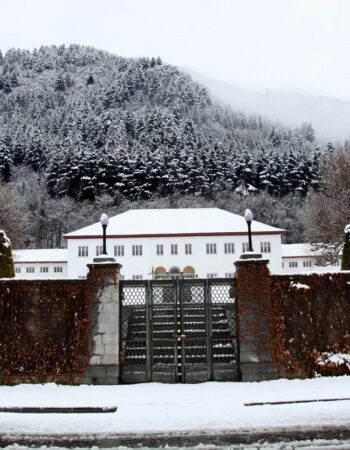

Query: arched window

[182,266,196,278]
[169,266,181,279]
[154,266,167,279]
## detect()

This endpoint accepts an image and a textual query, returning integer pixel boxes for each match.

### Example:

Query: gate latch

[174,334,187,339]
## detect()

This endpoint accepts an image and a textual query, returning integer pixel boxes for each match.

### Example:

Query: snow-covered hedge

[316,352,350,376]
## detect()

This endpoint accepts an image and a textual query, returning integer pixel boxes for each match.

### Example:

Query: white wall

[66,233,283,279]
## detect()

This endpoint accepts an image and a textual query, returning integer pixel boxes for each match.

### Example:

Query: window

[156,244,164,255]
[15,267,21,273]
[40,266,49,273]
[26,267,35,273]
[78,246,88,257]
[331,260,340,267]
[225,273,234,278]
[183,266,195,278]
[171,244,178,255]
[289,261,298,268]
[132,245,142,256]
[224,243,235,254]
[207,273,218,278]
[114,245,124,257]
[242,242,250,253]
[303,261,312,268]
[206,243,217,254]
[54,266,63,273]
[132,274,143,280]
[185,243,192,255]
[95,245,103,256]
[260,242,271,253]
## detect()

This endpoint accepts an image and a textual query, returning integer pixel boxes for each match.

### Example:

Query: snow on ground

[4,442,350,450]
[1,377,350,438]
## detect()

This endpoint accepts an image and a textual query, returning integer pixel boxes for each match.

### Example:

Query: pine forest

[0,44,333,248]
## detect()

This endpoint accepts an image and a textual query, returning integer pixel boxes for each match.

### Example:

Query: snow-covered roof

[64,208,285,238]
[13,249,68,263]
[281,243,323,258]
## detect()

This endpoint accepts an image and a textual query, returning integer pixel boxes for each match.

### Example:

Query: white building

[281,243,341,273]
[63,208,285,279]
[12,210,344,280]
[12,249,67,279]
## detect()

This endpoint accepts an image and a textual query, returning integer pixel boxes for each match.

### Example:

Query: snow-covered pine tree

[341,225,350,270]
[0,230,15,278]
[0,138,13,181]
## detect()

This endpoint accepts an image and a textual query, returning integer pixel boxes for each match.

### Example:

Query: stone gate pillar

[83,261,122,384]
[235,258,278,382]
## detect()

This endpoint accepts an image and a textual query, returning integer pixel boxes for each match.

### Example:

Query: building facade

[13,208,342,280]
[281,243,342,273]
[64,208,284,279]
[12,249,67,279]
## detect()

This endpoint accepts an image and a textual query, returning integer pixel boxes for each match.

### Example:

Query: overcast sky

[2,0,350,100]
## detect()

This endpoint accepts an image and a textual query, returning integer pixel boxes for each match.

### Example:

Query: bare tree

[0,181,28,248]
[302,142,350,259]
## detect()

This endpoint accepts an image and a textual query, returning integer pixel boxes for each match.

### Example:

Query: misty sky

[2,0,350,100]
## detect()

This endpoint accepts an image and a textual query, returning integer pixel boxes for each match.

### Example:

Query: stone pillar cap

[239,253,263,260]
[93,256,117,263]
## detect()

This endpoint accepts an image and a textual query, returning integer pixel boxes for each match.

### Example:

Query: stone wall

[0,279,89,384]
[1,257,349,385]
[271,271,350,377]
[0,262,122,385]
[83,262,121,384]
[235,258,278,382]
[234,258,350,381]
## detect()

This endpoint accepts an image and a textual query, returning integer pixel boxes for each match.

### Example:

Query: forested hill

[0,44,327,203]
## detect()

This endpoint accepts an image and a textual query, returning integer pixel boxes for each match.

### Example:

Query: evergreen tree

[341,225,350,270]
[10,72,19,87]
[87,74,94,85]
[0,140,13,181]
[3,80,12,93]
[299,122,315,143]
[0,230,15,278]
[54,73,66,91]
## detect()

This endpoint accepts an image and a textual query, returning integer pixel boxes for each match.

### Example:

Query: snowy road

[0,377,350,447]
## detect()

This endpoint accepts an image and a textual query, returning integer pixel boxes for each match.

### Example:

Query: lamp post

[100,213,108,255]
[244,209,254,252]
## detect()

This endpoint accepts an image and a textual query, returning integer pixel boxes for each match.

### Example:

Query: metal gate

[120,278,240,383]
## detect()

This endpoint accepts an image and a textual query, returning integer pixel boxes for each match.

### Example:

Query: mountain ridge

[187,69,350,141]
[0,44,326,204]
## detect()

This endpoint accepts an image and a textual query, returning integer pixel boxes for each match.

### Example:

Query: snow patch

[317,353,350,370]
[290,281,311,290]
[345,224,350,234]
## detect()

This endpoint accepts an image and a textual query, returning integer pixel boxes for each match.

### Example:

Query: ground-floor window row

[78,241,273,258]
[15,265,64,274]
[282,258,341,269]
